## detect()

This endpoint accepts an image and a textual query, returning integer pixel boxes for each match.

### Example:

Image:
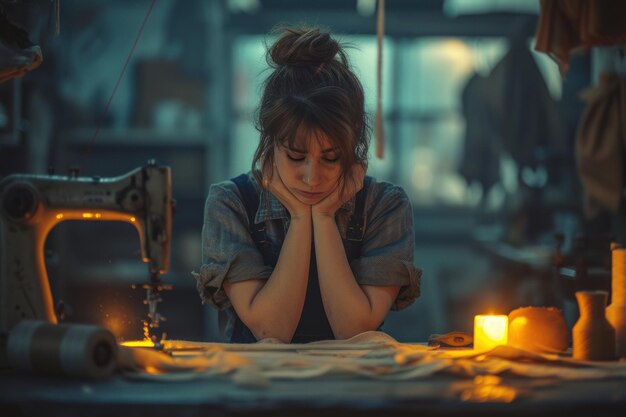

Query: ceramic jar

[508,306,568,353]
[573,291,615,361]
[606,244,626,358]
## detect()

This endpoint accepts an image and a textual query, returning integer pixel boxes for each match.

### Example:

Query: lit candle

[474,315,508,351]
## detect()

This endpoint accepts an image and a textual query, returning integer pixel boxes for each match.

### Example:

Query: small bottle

[573,291,616,361]
[606,243,626,358]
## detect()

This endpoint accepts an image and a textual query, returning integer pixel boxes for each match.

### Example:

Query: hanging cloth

[0,9,42,83]
[484,41,566,169]
[535,0,626,74]
[576,73,626,217]
[458,73,502,192]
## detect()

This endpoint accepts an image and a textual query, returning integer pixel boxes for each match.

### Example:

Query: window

[230,35,561,207]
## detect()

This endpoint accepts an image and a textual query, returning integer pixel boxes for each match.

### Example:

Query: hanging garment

[576,73,626,217]
[459,73,502,192]
[535,0,626,74]
[486,41,566,169]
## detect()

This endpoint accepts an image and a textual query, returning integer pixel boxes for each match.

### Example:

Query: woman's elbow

[247,318,295,343]
[332,319,378,340]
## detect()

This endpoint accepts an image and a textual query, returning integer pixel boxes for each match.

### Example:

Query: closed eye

[287,154,305,162]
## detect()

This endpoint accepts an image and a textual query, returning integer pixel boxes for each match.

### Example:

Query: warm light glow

[121,340,155,348]
[145,365,162,375]
[56,213,64,219]
[81,212,102,218]
[474,315,508,351]
[509,316,528,332]
[458,375,517,403]
[104,317,123,336]
[130,216,136,222]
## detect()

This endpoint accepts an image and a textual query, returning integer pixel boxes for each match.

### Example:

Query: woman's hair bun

[268,26,340,69]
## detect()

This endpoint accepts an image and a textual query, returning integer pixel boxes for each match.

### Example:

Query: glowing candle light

[474,315,508,351]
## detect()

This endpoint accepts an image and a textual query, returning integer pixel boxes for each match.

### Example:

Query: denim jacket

[193,172,422,330]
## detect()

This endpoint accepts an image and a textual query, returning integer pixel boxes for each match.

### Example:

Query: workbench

[1,332,626,417]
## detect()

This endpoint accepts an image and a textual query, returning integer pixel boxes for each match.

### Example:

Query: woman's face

[274,132,342,205]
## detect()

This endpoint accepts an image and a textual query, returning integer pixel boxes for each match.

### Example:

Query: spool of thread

[7,320,118,378]
[607,243,626,357]
[611,243,626,305]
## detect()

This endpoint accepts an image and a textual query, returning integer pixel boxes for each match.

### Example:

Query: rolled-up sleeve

[350,183,422,310]
[192,182,272,310]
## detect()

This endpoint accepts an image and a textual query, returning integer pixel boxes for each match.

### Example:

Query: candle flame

[474,315,508,351]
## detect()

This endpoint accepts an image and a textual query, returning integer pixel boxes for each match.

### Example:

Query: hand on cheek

[263,162,311,221]
[312,164,365,219]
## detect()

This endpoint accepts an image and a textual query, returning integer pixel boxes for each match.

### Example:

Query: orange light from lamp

[474,315,508,351]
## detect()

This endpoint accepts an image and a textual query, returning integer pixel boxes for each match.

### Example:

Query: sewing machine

[0,160,173,351]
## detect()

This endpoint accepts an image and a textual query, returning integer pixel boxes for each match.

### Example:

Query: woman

[194,26,421,343]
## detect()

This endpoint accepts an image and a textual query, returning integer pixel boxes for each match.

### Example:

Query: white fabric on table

[118,331,626,386]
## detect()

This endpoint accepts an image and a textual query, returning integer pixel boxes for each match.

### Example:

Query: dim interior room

[0,0,623,348]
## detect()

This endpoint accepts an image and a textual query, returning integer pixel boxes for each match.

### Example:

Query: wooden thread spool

[607,244,626,358]
[573,291,616,361]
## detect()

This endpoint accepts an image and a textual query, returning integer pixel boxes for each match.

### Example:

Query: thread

[55,0,60,36]
[611,244,626,303]
[375,0,385,159]
[573,291,616,361]
[7,320,118,378]
[607,244,626,357]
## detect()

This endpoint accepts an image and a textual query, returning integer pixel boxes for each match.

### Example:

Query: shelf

[61,128,210,146]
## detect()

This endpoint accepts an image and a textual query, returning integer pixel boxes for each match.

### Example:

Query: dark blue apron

[228,174,369,343]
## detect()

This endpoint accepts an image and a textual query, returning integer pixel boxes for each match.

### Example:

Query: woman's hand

[312,164,365,219]
[264,164,311,221]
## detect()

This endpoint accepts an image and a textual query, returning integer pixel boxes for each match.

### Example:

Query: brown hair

[252,25,370,193]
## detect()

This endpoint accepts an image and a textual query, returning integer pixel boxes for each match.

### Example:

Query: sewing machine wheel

[2,182,38,221]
